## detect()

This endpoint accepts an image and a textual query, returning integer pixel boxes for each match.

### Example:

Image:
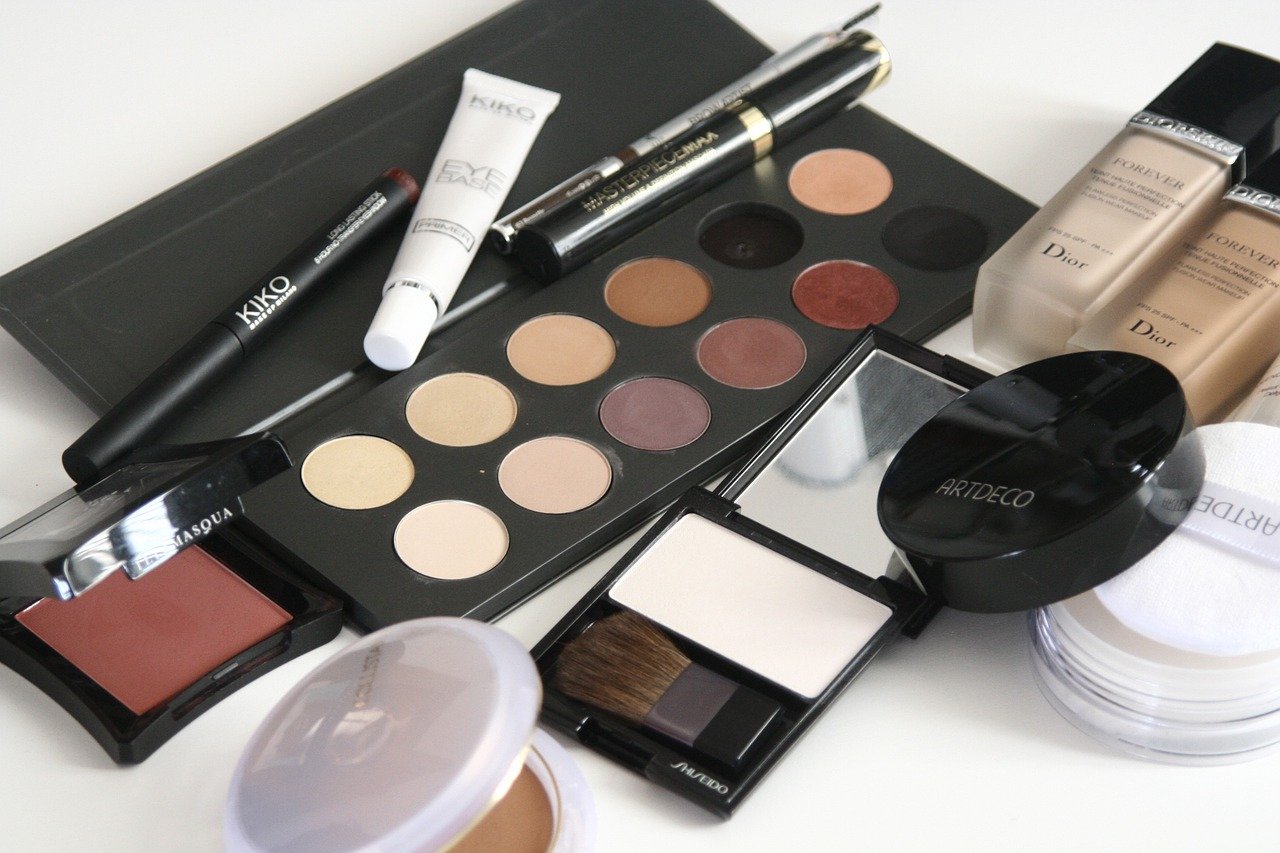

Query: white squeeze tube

[364,69,560,370]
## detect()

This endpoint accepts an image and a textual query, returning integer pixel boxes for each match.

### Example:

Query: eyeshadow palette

[240,105,1034,629]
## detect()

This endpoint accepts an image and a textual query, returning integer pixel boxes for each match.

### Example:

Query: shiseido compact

[0,434,343,763]
[532,329,986,814]
[533,333,1206,815]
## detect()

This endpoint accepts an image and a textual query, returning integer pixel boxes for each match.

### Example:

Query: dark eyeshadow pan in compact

[698,203,804,269]
[880,204,989,271]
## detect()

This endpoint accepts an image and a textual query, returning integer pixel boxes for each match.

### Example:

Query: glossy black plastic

[1146,43,1280,170]
[878,351,1206,613]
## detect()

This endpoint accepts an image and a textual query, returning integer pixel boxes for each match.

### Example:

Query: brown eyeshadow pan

[792,260,899,330]
[16,546,290,715]
[697,318,807,389]
[604,257,712,327]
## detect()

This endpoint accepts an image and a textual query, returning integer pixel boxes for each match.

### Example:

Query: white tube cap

[364,285,439,371]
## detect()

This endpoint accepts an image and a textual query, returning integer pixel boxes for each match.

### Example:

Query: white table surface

[3,1,1279,850]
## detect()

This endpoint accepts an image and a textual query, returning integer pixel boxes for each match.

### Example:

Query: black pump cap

[1146,43,1280,172]
[751,31,890,148]
[877,352,1205,613]
[1237,148,1280,196]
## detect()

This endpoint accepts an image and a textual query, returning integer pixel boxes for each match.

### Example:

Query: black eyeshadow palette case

[0,0,1035,631]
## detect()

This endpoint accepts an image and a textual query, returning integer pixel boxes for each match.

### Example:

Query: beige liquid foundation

[973,44,1280,371]
[1069,153,1280,422]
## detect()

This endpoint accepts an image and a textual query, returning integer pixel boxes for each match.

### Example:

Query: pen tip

[383,167,421,203]
[842,3,881,31]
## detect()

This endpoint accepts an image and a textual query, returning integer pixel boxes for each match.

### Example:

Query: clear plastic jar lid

[225,617,594,851]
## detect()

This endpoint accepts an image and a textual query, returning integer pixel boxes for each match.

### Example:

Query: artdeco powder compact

[0,434,343,762]
[226,618,595,852]
[878,350,1206,612]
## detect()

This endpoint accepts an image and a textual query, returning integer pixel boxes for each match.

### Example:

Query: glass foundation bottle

[973,43,1280,371]
[1233,350,1280,424]
[1068,153,1280,423]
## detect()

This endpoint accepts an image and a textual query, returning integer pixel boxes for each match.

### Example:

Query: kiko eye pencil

[62,168,419,485]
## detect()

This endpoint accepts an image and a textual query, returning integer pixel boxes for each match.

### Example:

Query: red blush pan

[16,546,290,715]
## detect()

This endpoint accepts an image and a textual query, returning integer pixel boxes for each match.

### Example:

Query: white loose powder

[1095,423,1280,656]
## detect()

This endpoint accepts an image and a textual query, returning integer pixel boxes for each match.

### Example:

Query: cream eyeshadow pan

[608,513,893,698]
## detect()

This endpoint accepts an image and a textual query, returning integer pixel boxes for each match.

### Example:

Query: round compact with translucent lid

[225,617,595,852]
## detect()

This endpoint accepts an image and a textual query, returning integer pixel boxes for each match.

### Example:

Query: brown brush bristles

[552,611,692,724]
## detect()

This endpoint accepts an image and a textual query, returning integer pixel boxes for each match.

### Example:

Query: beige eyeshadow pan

[394,500,510,580]
[788,148,893,215]
[499,436,612,514]
[405,372,517,447]
[506,314,616,386]
[301,435,414,510]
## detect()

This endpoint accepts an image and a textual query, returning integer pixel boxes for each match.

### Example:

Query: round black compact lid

[1147,43,1280,170]
[877,352,1205,613]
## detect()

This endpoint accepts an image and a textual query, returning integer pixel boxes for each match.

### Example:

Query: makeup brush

[552,611,781,768]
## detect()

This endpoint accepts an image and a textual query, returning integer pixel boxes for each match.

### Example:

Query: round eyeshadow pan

[788,149,893,215]
[792,260,900,330]
[881,204,989,271]
[604,257,712,326]
[301,435,414,510]
[600,377,711,452]
[405,373,517,447]
[698,203,804,269]
[507,314,616,386]
[498,436,613,514]
[697,317,807,389]
[394,501,509,579]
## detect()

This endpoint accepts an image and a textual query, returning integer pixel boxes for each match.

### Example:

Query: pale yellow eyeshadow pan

[300,435,414,510]
[394,500,509,580]
[405,372,518,447]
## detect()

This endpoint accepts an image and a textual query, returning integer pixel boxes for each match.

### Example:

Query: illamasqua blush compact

[0,435,342,762]
[533,331,1205,815]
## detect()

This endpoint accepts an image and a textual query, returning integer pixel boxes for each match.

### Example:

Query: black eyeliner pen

[62,168,420,485]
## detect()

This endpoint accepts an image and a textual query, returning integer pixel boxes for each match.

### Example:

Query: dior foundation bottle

[1068,152,1280,423]
[974,44,1280,371]
[1233,349,1280,425]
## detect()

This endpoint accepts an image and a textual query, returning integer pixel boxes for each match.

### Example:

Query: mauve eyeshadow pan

[16,546,290,715]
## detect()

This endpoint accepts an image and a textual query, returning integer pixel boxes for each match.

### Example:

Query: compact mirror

[721,331,977,580]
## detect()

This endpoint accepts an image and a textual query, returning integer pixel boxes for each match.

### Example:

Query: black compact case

[533,329,990,815]
[0,0,1034,632]
[0,436,343,762]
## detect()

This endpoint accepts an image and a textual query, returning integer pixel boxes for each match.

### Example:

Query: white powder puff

[1095,422,1280,657]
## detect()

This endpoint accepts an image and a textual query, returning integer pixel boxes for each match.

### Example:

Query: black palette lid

[877,352,1205,613]
[0,434,290,600]
[1146,42,1280,171]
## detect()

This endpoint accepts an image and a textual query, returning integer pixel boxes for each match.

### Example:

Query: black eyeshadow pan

[880,204,989,271]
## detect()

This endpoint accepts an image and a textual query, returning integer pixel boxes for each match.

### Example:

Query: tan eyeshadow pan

[506,314,616,386]
[604,257,712,327]
[788,148,893,215]
[405,372,517,447]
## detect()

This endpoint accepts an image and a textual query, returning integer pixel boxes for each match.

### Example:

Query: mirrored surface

[734,350,964,580]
